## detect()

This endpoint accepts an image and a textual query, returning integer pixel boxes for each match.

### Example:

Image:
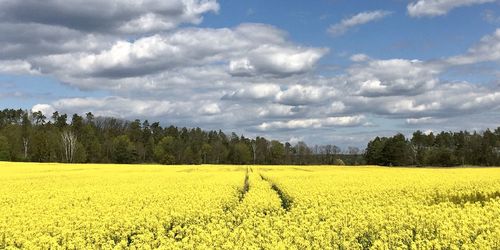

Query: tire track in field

[222,167,250,213]
[238,167,250,202]
[226,167,293,215]
[259,173,294,211]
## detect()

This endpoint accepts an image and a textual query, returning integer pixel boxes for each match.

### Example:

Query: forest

[0,108,498,166]
[0,109,361,165]
[365,129,500,166]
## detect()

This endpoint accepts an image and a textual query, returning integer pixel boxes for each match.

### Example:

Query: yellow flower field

[1,162,500,249]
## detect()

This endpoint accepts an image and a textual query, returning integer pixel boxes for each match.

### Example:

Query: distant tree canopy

[365,129,500,166]
[1,109,498,166]
[0,109,362,165]
[0,135,10,161]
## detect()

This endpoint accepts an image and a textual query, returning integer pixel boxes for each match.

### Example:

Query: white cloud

[228,58,256,76]
[231,45,327,77]
[446,28,500,65]
[0,23,112,60]
[275,85,336,105]
[458,91,500,110]
[408,0,496,17]
[406,117,446,125]
[199,103,221,115]
[347,59,440,97]
[349,53,370,62]
[380,99,440,114]
[328,101,346,113]
[0,60,39,74]
[0,0,220,34]
[31,104,55,116]
[343,82,500,117]
[33,24,327,84]
[257,116,365,131]
[328,10,391,36]
[287,136,304,145]
[257,104,299,118]
[43,96,184,118]
[224,83,281,100]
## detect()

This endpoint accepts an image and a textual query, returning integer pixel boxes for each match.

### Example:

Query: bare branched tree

[251,140,256,164]
[61,130,77,163]
[22,138,29,159]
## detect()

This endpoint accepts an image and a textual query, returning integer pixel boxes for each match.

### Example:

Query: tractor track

[259,174,293,211]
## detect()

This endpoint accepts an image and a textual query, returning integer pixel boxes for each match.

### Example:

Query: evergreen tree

[0,135,10,161]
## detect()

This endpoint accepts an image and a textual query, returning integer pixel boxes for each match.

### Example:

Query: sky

[0,0,499,148]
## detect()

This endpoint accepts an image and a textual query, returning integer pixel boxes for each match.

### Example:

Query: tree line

[365,129,500,166]
[1,109,498,166]
[0,109,361,165]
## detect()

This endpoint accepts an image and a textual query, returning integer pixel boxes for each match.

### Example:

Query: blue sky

[0,0,499,148]
[204,1,495,58]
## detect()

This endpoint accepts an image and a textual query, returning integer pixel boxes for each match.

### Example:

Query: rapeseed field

[1,162,499,249]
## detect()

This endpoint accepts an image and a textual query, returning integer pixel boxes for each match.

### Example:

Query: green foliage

[365,129,500,166]
[74,142,87,163]
[230,142,252,164]
[154,136,176,164]
[333,158,345,165]
[382,134,412,166]
[0,135,10,161]
[269,140,285,164]
[112,135,136,164]
[0,109,498,166]
[201,143,212,164]
[2,109,361,165]
[365,137,386,165]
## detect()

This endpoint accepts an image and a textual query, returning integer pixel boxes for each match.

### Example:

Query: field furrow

[260,173,294,211]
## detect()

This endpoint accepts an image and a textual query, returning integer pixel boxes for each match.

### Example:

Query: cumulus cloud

[224,83,337,107]
[343,82,500,118]
[407,0,496,17]
[199,103,221,115]
[275,85,336,106]
[39,96,185,118]
[349,53,370,62]
[346,59,440,97]
[446,28,500,65]
[228,45,327,77]
[256,104,301,118]
[31,104,55,116]
[406,117,445,125]
[223,83,281,100]
[0,0,220,62]
[328,101,347,114]
[0,60,39,74]
[0,23,112,60]
[0,0,219,34]
[327,10,391,36]
[257,116,365,131]
[31,24,327,85]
